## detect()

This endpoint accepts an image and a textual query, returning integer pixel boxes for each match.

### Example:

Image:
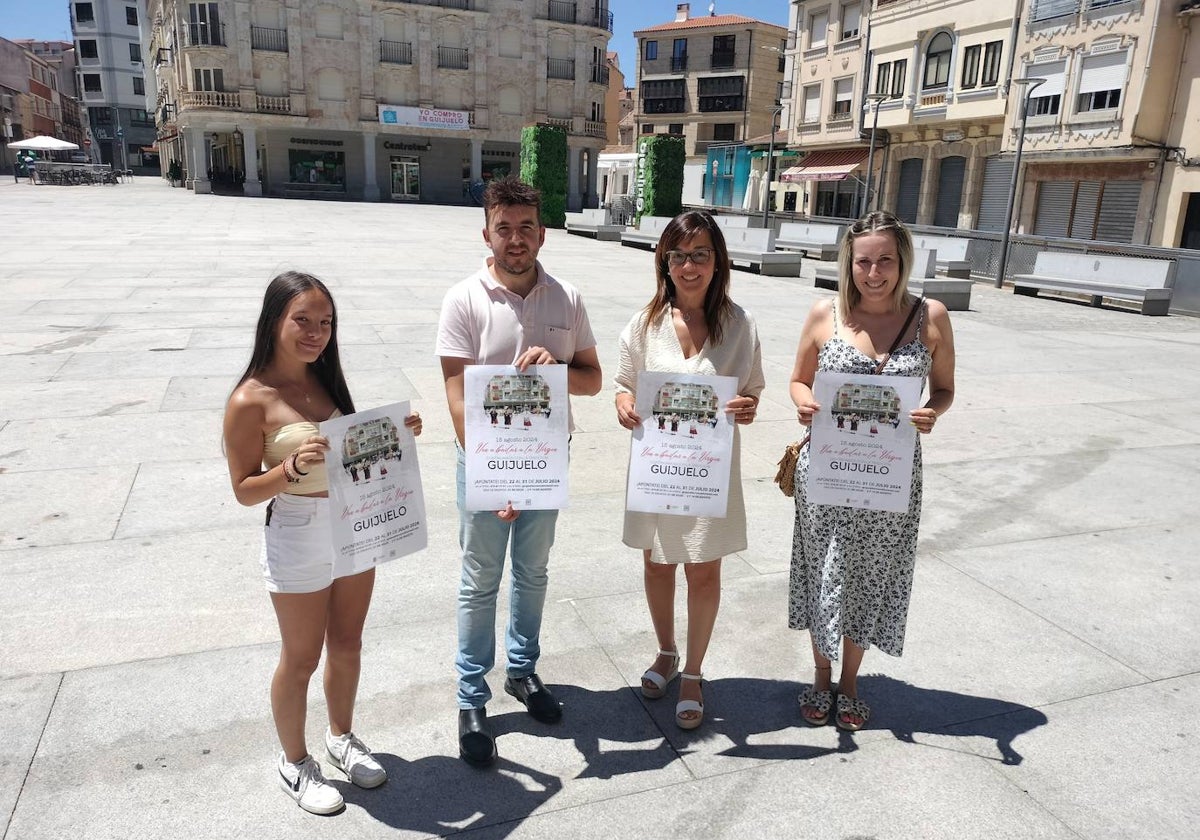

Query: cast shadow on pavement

[854,674,1049,765]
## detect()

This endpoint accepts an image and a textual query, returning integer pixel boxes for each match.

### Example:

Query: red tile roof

[635,14,784,35]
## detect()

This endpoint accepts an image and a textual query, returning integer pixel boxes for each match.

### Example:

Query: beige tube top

[263,409,342,495]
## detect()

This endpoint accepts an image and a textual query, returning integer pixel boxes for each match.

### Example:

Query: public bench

[910,234,974,278]
[1012,252,1175,316]
[723,228,802,276]
[566,208,626,241]
[620,216,673,250]
[775,222,846,261]
[713,215,751,231]
[814,248,974,310]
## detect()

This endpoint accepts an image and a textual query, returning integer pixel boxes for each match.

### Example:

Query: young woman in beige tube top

[223,271,422,815]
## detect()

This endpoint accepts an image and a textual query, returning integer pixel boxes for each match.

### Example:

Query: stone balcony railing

[583,120,606,138]
[256,95,291,114]
[180,90,241,109]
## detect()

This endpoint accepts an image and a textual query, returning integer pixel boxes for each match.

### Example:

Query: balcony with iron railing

[547,0,577,23]
[590,63,610,85]
[710,50,736,70]
[547,58,575,80]
[670,55,688,73]
[438,46,469,70]
[380,39,413,64]
[185,22,226,47]
[251,26,288,52]
[180,90,241,110]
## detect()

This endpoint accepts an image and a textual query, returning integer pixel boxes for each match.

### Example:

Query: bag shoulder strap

[873,296,925,374]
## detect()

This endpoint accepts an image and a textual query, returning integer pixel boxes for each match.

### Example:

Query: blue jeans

[455,444,558,709]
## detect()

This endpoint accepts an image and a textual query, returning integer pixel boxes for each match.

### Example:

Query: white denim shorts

[259,494,334,594]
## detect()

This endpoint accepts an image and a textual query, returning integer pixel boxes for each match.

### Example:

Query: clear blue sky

[0,0,791,81]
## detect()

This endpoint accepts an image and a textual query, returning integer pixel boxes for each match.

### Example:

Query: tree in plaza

[635,135,685,224]
[520,124,568,228]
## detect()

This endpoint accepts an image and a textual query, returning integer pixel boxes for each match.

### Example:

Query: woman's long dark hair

[235,271,355,415]
[644,210,734,345]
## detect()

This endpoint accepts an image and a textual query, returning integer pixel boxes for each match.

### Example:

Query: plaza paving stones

[0,177,1197,838]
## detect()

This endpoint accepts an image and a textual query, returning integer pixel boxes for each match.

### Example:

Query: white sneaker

[277,753,344,815]
[325,728,387,789]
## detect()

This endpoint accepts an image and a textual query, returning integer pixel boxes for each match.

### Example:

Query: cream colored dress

[615,305,765,564]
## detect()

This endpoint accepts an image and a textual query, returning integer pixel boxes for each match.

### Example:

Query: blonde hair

[836,211,915,315]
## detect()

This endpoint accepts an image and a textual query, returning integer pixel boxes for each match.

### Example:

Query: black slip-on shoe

[458,708,497,767]
[504,673,563,723]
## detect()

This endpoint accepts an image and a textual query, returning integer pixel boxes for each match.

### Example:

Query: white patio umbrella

[8,135,80,151]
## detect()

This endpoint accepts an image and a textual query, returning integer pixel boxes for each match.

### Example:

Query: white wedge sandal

[675,672,704,730]
[640,649,680,699]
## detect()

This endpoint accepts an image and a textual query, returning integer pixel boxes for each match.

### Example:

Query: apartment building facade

[12,41,88,150]
[779,0,1200,248]
[0,38,68,154]
[70,0,157,171]
[146,0,613,203]
[1006,0,1190,246]
[634,4,786,205]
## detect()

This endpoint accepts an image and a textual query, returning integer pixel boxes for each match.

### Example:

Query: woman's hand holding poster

[625,372,737,517]
[320,401,428,579]
[806,372,923,512]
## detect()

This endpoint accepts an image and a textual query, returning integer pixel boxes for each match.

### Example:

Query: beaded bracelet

[281,456,301,483]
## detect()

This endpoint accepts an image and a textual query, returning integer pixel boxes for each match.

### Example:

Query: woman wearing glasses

[614,211,765,730]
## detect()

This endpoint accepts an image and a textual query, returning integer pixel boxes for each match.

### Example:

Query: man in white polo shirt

[437,176,602,767]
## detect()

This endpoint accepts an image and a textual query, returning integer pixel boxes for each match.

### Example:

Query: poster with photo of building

[625,372,738,517]
[806,372,924,513]
[320,401,427,578]
[464,364,570,511]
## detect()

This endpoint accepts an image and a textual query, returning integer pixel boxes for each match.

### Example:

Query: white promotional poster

[806,372,924,513]
[625,372,738,517]
[320,401,427,579]
[464,364,570,512]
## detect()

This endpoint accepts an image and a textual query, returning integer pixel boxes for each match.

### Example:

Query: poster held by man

[464,364,570,511]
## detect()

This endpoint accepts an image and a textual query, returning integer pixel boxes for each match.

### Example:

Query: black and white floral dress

[788,303,931,661]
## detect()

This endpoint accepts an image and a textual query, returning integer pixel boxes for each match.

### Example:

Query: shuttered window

[1096,181,1141,242]
[802,84,821,123]
[1034,181,1075,238]
[840,4,861,40]
[810,11,828,47]
[896,158,924,223]
[1035,180,1142,242]
[976,156,1014,232]
[933,156,966,228]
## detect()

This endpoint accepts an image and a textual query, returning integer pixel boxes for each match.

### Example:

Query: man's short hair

[483,176,542,226]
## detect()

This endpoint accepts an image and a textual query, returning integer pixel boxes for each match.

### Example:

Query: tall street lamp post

[995,77,1046,289]
[761,103,783,229]
[862,92,890,215]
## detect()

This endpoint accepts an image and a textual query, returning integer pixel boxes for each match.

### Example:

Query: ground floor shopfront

[160,119,602,207]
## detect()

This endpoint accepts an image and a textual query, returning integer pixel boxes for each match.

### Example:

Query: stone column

[470,138,482,182]
[241,125,261,196]
[190,126,211,194]
[363,132,379,201]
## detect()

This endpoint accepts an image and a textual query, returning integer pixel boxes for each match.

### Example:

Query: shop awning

[780,148,868,183]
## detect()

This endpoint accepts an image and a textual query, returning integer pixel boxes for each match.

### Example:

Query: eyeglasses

[666,248,714,267]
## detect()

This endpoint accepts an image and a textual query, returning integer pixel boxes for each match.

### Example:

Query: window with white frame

[840,4,861,41]
[981,41,1003,86]
[193,67,223,91]
[1076,49,1127,114]
[809,9,829,48]
[1027,60,1065,116]
[961,45,981,89]
[802,83,822,123]
[891,59,907,97]
[832,77,853,116]
[923,32,953,89]
[875,62,890,96]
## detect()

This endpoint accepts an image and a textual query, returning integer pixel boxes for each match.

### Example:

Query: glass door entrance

[390,156,420,200]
